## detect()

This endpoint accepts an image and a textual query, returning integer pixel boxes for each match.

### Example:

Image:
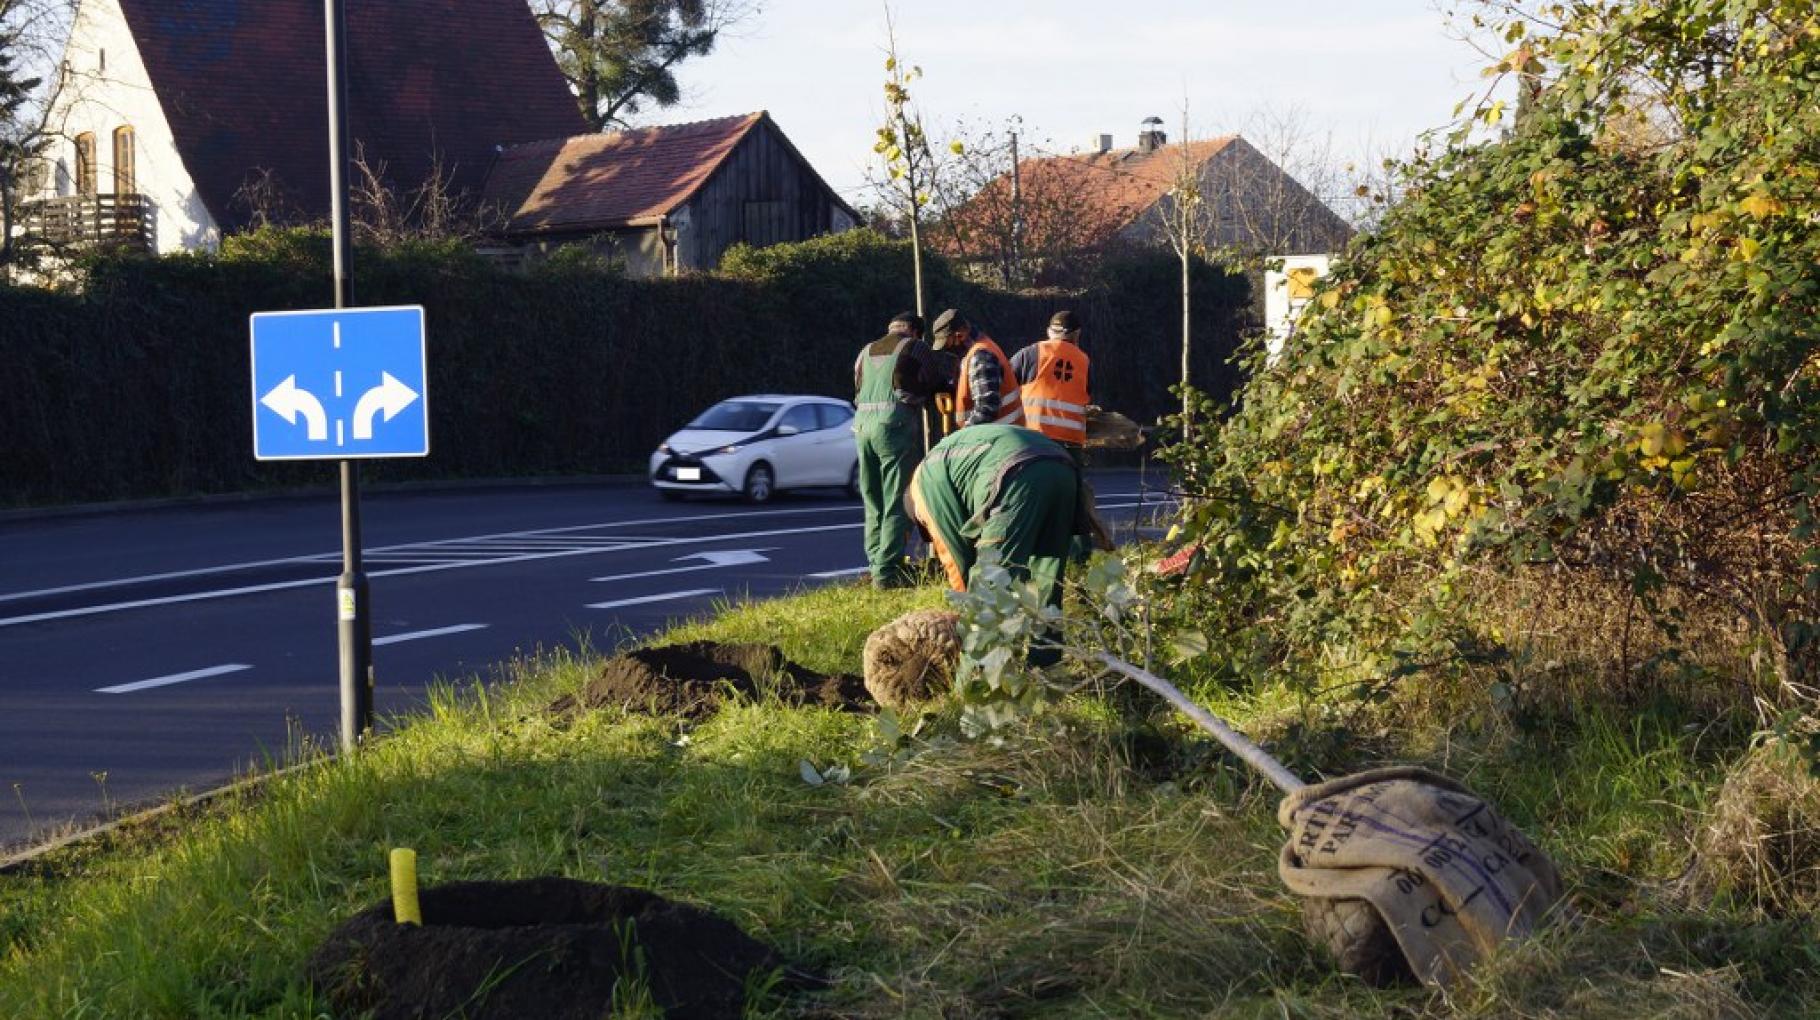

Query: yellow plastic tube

[389,848,422,926]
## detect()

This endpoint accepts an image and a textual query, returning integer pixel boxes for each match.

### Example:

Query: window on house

[74,133,97,195]
[113,126,136,195]
[742,200,790,247]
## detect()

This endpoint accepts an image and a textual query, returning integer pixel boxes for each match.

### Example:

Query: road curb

[0,756,324,874]
[0,474,650,524]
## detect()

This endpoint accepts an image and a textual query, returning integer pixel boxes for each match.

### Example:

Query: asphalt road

[0,471,1173,851]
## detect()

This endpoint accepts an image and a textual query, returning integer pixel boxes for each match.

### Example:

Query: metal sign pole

[325,0,372,750]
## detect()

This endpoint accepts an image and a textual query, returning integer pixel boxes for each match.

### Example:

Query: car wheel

[743,463,775,504]
[844,462,860,499]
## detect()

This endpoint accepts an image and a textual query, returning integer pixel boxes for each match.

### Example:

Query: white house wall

[36,0,218,254]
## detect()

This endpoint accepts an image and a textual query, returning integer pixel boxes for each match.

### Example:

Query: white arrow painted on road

[259,376,328,441]
[352,372,420,440]
[589,548,774,584]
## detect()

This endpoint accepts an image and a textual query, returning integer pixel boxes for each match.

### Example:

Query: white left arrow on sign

[260,375,329,441]
[352,372,420,440]
[590,548,774,584]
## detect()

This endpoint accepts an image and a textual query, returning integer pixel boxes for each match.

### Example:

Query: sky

[648,0,1504,206]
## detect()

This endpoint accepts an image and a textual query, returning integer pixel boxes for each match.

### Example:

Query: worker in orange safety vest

[1011,309,1091,459]
[932,307,1023,431]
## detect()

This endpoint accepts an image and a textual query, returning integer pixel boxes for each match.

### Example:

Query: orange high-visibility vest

[953,337,1024,428]
[1021,339,1089,445]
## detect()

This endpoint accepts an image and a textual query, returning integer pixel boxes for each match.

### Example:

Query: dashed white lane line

[373,623,488,647]
[95,664,252,695]
[586,589,719,610]
[808,567,869,578]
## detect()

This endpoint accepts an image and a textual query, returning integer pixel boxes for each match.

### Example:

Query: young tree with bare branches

[872,3,944,318]
[1153,108,1215,441]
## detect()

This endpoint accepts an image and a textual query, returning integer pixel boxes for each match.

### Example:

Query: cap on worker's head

[1047,310,1081,338]
[931,308,968,349]
[888,311,923,336]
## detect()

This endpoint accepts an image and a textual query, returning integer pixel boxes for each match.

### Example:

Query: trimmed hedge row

[2,230,1248,505]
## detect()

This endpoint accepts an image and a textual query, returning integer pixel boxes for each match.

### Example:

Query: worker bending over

[907,423,1086,615]
[1012,310,1091,460]
[932,307,1023,429]
[853,312,946,588]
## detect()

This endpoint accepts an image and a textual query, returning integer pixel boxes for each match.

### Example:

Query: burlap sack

[1277,766,1564,987]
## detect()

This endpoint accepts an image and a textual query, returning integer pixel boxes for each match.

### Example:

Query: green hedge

[2,230,1247,505]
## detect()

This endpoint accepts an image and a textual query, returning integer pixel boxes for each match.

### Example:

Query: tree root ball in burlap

[863,609,961,711]
[1299,896,1414,987]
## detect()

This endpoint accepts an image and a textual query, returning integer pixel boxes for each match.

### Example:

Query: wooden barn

[482,111,859,277]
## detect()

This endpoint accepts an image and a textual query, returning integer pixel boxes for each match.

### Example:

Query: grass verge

[1,581,1816,1017]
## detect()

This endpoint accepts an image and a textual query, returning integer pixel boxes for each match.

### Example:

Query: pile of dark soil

[307,877,817,1020]
[548,641,870,718]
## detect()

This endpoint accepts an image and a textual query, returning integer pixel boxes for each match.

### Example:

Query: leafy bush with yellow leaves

[1163,0,1818,701]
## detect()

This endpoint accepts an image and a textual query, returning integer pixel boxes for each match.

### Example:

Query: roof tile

[483,112,765,232]
[117,0,586,232]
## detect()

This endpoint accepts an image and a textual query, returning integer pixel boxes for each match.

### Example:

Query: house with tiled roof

[20,0,584,256]
[939,121,1354,282]
[16,0,854,276]
[483,111,860,276]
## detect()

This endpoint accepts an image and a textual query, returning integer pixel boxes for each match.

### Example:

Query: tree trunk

[1180,247,1192,441]
[578,0,603,131]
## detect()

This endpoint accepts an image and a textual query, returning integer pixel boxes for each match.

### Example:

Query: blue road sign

[250,306,429,461]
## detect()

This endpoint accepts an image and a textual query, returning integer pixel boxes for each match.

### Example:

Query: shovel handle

[1095,653,1307,794]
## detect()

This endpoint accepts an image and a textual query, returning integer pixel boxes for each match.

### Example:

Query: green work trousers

[978,458,1078,666]
[856,415,921,587]
[976,458,1079,611]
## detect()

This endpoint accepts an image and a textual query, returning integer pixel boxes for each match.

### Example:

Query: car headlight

[658,442,672,454]
[718,445,739,455]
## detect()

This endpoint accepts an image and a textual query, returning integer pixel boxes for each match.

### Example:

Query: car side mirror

[776,424,800,437]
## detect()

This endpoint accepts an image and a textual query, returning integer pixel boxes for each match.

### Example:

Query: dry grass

[1685,732,1820,916]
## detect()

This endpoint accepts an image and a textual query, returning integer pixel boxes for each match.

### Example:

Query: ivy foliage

[1163,0,1819,694]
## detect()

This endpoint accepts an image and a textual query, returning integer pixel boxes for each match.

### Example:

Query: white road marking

[0,505,861,604]
[587,589,718,610]
[96,664,251,695]
[0,522,859,629]
[374,623,488,646]
[590,549,773,584]
[808,566,868,578]
[0,497,1169,629]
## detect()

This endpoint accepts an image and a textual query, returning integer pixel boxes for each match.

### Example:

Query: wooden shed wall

[680,119,849,269]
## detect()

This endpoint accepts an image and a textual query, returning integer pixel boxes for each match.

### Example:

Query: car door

[815,402,857,484]
[770,403,823,487]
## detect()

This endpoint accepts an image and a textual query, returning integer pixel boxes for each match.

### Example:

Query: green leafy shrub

[1163,0,1819,700]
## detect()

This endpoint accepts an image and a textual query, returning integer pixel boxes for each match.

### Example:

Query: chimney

[1091,133,1113,154]
[1137,115,1167,153]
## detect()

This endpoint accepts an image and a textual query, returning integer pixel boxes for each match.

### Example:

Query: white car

[649,395,859,503]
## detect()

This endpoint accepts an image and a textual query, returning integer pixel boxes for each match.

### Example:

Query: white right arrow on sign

[260,375,329,440]
[352,372,420,440]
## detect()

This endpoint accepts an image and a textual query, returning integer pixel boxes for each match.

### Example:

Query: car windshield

[684,400,781,433]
